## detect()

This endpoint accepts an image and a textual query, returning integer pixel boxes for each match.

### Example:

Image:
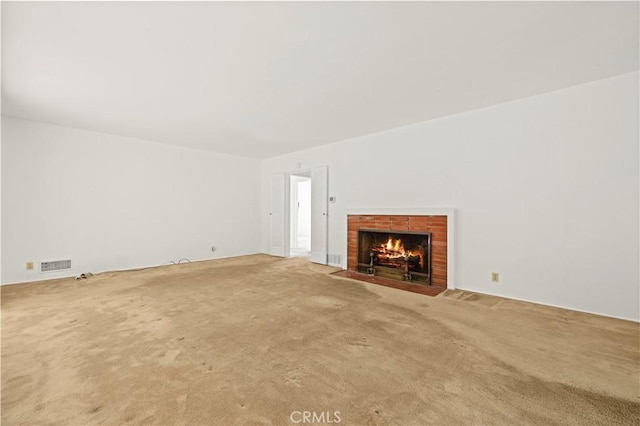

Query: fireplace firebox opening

[357,229,432,285]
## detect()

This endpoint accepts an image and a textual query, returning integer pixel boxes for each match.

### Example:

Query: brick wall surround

[347,215,448,287]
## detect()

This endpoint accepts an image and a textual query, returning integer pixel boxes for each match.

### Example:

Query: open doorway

[270,166,327,263]
[289,172,311,257]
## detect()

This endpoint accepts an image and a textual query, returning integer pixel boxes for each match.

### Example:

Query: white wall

[2,117,261,284]
[261,72,640,321]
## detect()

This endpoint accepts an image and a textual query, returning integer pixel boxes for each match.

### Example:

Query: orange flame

[379,237,413,257]
[375,237,425,270]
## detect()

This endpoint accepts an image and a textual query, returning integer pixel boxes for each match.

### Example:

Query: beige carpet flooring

[1,254,639,425]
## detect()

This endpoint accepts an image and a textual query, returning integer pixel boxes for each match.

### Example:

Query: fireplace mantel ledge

[345,207,455,217]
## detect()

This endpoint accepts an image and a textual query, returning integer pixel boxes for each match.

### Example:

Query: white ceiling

[2,2,638,158]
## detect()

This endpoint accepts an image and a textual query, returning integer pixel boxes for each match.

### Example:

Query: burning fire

[382,237,410,256]
[374,237,425,270]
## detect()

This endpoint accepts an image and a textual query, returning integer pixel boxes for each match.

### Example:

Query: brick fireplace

[347,215,448,288]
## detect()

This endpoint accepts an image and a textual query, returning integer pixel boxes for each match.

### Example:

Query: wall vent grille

[328,254,342,266]
[41,260,71,273]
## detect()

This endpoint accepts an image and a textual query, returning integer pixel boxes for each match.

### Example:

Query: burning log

[374,254,421,270]
[372,249,420,262]
[369,236,423,271]
[371,247,403,257]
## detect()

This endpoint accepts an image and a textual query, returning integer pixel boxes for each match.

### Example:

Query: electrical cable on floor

[75,272,94,280]
[74,257,193,281]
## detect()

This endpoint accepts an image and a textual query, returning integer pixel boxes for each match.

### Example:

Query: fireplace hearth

[357,229,432,285]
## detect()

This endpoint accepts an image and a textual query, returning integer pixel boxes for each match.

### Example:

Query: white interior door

[310,166,328,264]
[270,173,287,257]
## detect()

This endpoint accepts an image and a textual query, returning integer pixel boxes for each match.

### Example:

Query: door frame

[273,167,327,263]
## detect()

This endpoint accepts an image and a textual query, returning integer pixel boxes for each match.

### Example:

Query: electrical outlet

[26,261,34,271]
[491,272,499,283]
